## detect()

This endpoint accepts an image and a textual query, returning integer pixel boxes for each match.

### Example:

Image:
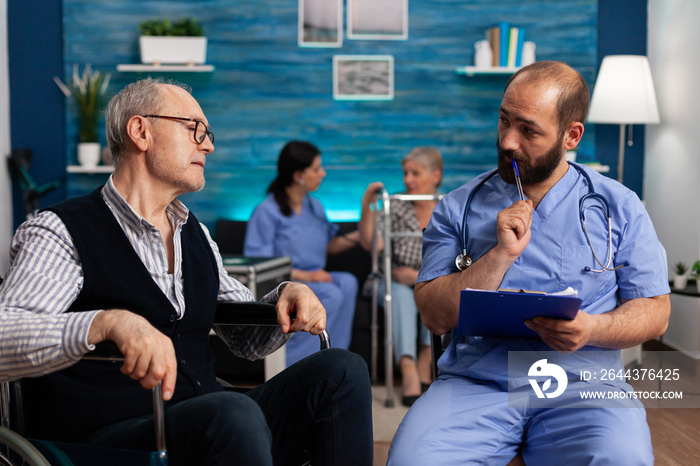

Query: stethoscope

[455,162,629,274]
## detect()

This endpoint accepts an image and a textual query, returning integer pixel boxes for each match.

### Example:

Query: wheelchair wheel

[0,427,51,466]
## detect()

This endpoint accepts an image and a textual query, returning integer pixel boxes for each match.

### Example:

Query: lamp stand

[617,123,626,184]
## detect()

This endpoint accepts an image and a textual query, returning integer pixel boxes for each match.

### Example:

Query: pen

[512,158,525,201]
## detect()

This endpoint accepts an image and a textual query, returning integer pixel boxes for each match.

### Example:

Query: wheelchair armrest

[215,301,278,326]
[216,301,331,350]
[82,341,123,361]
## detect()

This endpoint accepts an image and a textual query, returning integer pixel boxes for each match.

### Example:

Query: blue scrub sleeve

[417,192,464,284]
[244,204,276,257]
[613,192,670,300]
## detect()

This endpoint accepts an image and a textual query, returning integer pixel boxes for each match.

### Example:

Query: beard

[497,132,566,185]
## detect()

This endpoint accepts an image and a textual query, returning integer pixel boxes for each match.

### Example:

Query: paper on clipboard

[457,287,583,338]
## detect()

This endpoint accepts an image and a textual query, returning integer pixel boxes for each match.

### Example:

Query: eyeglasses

[142,115,214,144]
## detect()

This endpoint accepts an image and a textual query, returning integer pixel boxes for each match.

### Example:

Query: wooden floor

[372,343,700,466]
[374,442,390,466]
[631,343,700,465]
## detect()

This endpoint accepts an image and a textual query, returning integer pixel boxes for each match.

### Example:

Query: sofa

[213,219,386,383]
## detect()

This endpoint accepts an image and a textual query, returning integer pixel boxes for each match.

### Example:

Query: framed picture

[299,0,342,48]
[347,0,408,41]
[333,55,394,101]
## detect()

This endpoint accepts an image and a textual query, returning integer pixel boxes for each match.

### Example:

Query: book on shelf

[516,28,525,66]
[497,22,510,67]
[485,23,526,69]
[487,26,500,67]
[508,27,526,67]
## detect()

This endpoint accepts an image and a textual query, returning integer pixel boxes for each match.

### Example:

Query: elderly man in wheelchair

[0,77,373,466]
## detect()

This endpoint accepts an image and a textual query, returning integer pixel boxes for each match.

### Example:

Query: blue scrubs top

[244,194,339,270]
[418,163,670,386]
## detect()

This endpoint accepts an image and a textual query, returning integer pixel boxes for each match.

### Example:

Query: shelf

[67,165,114,174]
[117,64,215,73]
[670,280,700,297]
[455,66,521,76]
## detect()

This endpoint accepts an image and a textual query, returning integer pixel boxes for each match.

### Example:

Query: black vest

[23,188,221,442]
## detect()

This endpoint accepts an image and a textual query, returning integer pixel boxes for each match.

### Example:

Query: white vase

[140,36,208,65]
[673,274,688,290]
[521,41,536,66]
[78,142,101,168]
[474,40,493,68]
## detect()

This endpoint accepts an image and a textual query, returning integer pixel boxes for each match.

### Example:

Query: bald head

[505,61,590,134]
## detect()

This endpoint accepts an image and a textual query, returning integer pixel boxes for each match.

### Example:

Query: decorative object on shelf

[474,40,493,68]
[77,142,101,168]
[673,261,689,290]
[138,18,207,65]
[54,64,111,167]
[587,55,660,184]
[521,41,536,66]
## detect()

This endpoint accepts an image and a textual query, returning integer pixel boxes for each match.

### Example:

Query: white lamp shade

[587,55,660,124]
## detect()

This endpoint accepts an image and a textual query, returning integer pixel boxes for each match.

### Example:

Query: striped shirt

[0,177,288,382]
[377,198,424,272]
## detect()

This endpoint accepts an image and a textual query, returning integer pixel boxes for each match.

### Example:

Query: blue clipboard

[457,288,583,338]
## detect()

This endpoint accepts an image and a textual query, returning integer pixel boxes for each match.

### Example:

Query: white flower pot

[673,274,688,290]
[77,142,101,168]
[140,36,208,65]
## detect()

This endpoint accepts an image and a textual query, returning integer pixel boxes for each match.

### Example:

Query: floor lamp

[587,55,660,184]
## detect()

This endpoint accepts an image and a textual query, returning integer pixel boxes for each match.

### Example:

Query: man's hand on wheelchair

[88,310,178,401]
[275,282,327,336]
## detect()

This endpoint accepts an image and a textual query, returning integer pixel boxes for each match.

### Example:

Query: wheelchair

[0,302,330,466]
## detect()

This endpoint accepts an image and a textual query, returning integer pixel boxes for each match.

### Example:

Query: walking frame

[369,187,443,407]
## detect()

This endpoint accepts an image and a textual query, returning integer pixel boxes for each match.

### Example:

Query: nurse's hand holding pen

[494,199,533,264]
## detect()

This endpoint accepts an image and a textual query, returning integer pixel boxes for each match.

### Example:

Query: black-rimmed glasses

[142,115,214,144]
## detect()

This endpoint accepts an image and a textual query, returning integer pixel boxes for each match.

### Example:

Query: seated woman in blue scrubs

[244,141,359,366]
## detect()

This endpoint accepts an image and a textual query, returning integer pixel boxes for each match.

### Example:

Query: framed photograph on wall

[347,0,408,40]
[333,55,394,101]
[299,0,342,48]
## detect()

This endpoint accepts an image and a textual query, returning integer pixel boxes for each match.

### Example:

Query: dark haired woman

[244,141,359,366]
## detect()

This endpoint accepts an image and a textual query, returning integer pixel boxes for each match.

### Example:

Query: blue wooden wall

[62,0,598,228]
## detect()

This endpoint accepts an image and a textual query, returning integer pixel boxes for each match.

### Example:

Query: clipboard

[457,288,583,338]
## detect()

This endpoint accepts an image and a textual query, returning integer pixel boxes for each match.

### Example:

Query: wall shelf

[117,64,215,73]
[455,66,521,77]
[67,165,114,174]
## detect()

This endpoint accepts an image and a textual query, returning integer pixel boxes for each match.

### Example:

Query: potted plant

[672,261,689,290]
[692,260,700,291]
[139,18,207,65]
[54,64,111,167]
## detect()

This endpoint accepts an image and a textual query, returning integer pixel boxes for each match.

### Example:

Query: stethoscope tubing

[457,162,627,273]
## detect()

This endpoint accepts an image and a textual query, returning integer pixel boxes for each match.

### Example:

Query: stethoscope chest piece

[456,253,473,271]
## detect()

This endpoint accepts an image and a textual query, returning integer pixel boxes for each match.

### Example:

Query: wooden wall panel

[63,0,597,226]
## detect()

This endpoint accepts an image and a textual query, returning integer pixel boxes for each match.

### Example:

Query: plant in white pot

[692,260,700,292]
[672,261,689,290]
[139,18,207,65]
[54,64,111,167]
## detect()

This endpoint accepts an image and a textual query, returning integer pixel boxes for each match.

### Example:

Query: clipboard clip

[497,288,547,295]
